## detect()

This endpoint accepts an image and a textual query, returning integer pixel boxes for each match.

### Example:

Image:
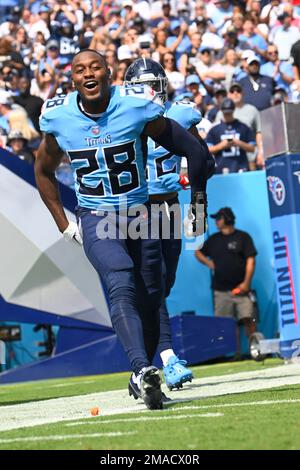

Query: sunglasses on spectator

[164,58,174,62]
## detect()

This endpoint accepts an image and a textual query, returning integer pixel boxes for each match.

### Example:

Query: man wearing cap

[269,12,300,61]
[28,4,51,41]
[206,97,255,173]
[214,82,263,169]
[186,74,201,100]
[195,207,258,357]
[196,46,225,82]
[206,83,227,123]
[6,130,34,164]
[238,55,275,111]
[221,26,251,58]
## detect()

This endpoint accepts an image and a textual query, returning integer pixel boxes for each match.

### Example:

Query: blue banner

[266,154,300,358]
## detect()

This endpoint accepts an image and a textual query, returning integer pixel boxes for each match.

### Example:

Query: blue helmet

[124,58,168,103]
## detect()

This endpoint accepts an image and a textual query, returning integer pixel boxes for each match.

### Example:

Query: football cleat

[163,356,193,391]
[128,374,171,404]
[128,366,165,409]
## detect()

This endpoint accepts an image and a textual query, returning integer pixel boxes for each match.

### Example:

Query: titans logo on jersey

[39,85,164,210]
[147,100,201,195]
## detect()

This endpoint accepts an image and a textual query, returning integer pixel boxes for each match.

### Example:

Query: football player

[35,49,209,410]
[125,58,215,393]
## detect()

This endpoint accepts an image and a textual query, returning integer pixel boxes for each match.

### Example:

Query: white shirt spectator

[134,0,151,21]
[28,19,50,41]
[201,31,224,51]
[261,2,285,28]
[166,70,185,91]
[270,24,300,60]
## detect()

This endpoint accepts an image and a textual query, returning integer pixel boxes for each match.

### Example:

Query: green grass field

[1,358,300,450]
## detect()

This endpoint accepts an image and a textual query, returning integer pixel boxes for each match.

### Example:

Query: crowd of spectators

[1,0,300,176]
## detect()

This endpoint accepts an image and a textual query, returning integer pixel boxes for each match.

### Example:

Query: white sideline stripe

[43,380,98,389]
[65,412,224,426]
[164,398,300,411]
[1,363,300,432]
[0,431,136,445]
[65,398,300,427]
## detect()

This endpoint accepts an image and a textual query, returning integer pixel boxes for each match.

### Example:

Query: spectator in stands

[215,82,264,169]
[185,74,206,113]
[152,29,170,63]
[112,61,128,85]
[206,82,227,123]
[42,40,62,75]
[207,0,234,34]
[28,4,51,41]
[179,31,202,75]
[238,55,275,111]
[233,49,253,82]
[8,106,40,145]
[6,130,35,164]
[238,16,268,61]
[260,0,284,30]
[206,97,256,174]
[14,76,43,133]
[0,36,25,74]
[220,48,239,89]
[14,26,33,68]
[152,0,177,29]
[269,11,300,61]
[0,90,13,134]
[162,51,185,98]
[31,48,58,101]
[166,20,191,69]
[195,207,258,358]
[220,26,250,59]
[196,45,225,82]
[260,44,295,95]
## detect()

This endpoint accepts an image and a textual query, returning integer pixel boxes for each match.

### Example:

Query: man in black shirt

[195,207,257,356]
[14,77,43,133]
[291,39,300,80]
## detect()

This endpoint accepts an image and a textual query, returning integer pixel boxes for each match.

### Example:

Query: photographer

[206,98,255,173]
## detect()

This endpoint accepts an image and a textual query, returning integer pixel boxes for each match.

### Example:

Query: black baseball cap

[221,97,235,112]
[210,207,235,223]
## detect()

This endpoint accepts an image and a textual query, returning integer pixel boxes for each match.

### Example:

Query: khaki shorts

[214,290,254,321]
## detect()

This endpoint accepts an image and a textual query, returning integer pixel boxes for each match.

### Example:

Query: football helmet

[124,58,168,103]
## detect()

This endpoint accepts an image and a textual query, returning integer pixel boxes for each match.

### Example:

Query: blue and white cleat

[128,366,171,408]
[163,356,193,391]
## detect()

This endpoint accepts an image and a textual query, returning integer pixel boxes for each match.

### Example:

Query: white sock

[160,349,176,367]
[133,367,147,388]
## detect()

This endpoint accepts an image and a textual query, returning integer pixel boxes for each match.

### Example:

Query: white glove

[63,221,83,246]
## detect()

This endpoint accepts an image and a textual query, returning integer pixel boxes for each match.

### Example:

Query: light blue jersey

[147,101,201,195]
[40,85,164,210]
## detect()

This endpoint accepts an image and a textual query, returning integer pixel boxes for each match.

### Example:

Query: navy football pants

[154,196,182,355]
[78,206,163,375]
